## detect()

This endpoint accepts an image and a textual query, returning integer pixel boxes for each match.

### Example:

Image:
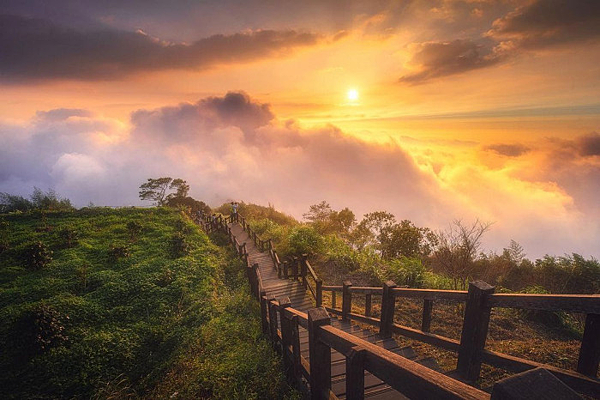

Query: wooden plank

[481,349,600,398]
[393,288,468,302]
[490,368,582,400]
[391,323,460,352]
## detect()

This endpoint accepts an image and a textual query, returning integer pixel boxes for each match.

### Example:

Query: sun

[347,88,359,101]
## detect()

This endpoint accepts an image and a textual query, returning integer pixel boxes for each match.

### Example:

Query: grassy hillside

[0,207,295,399]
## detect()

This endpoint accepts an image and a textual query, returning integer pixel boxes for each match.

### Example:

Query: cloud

[1,92,599,258]
[0,14,322,81]
[489,0,600,48]
[484,143,531,157]
[399,39,504,84]
[577,132,600,157]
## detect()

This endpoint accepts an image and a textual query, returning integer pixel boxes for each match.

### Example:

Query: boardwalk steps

[228,222,440,398]
[198,214,599,399]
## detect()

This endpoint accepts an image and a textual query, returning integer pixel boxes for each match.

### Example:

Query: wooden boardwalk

[229,222,439,399]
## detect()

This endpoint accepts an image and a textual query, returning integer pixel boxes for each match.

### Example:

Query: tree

[378,220,438,260]
[430,219,491,290]
[138,177,189,206]
[350,211,396,250]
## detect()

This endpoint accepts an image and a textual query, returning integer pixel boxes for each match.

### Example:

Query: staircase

[229,222,441,399]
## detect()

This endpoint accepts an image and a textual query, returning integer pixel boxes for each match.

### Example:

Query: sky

[1,0,599,259]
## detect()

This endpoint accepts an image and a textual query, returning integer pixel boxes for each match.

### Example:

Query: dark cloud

[0,14,321,81]
[490,0,600,48]
[485,143,531,157]
[399,39,503,84]
[131,91,274,142]
[577,132,600,157]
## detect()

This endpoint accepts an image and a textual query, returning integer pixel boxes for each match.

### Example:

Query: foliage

[430,219,491,290]
[1,188,73,213]
[384,257,427,288]
[350,211,396,250]
[379,220,438,260]
[165,195,211,215]
[58,225,79,248]
[30,187,74,211]
[11,303,70,358]
[170,232,189,258]
[108,243,130,261]
[0,207,293,399]
[138,177,189,206]
[126,221,143,241]
[22,240,53,270]
[287,225,324,257]
[214,202,297,226]
[303,201,356,235]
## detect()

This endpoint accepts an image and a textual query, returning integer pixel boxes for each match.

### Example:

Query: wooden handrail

[486,293,600,314]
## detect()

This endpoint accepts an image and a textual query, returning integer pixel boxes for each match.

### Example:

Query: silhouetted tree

[138,177,189,206]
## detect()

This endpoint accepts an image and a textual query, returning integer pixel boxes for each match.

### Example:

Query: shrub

[23,241,53,270]
[14,304,69,357]
[126,221,143,241]
[58,225,79,248]
[108,244,130,262]
[287,226,324,257]
[385,257,427,288]
[170,232,189,258]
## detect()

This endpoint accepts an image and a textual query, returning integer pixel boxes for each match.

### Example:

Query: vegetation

[0,188,74,213]
[0,207,296,399]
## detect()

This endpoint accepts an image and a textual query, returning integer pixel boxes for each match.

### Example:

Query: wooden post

[260,291,269,335]
[278,297,292,372]
[252,263,260,299]
[283,260,289,279]
[268,298,279,349]
[301,254,308,289]
[577,313,600,377]
[332,291,337,309]
[380,281,397,338]
[292,256,299,280]
[316,279,323,307]
[342,280,353,321]
[308,308,331,400]
[268,239,273,250]
[346,346,367,400]
[422,299,433,333]
[290,315,302,383]
[457,280,495,383]
[365,294,372,318]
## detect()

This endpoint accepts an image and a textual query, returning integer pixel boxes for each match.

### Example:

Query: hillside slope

[0,208,295,399]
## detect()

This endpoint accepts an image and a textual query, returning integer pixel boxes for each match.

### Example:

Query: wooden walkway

[229,222,440,399]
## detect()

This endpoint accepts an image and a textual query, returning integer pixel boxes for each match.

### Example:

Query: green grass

[0,208,297,399]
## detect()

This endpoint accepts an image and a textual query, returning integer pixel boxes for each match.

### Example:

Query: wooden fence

[198,212,600,399]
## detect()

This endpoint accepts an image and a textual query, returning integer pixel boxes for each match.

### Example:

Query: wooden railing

[321,281,600,397]
[198,212,600,398]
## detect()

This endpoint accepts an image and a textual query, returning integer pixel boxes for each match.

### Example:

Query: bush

[170,232,189,258]
[23,241,53,270]
[108,244,130,262]
[13,304,69,357]
[126,221,143,241]
[287,226,324,257]
[385,257,427,288]
[58,225,79,248]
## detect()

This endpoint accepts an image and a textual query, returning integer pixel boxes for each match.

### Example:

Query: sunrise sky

[1,0,599,258]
